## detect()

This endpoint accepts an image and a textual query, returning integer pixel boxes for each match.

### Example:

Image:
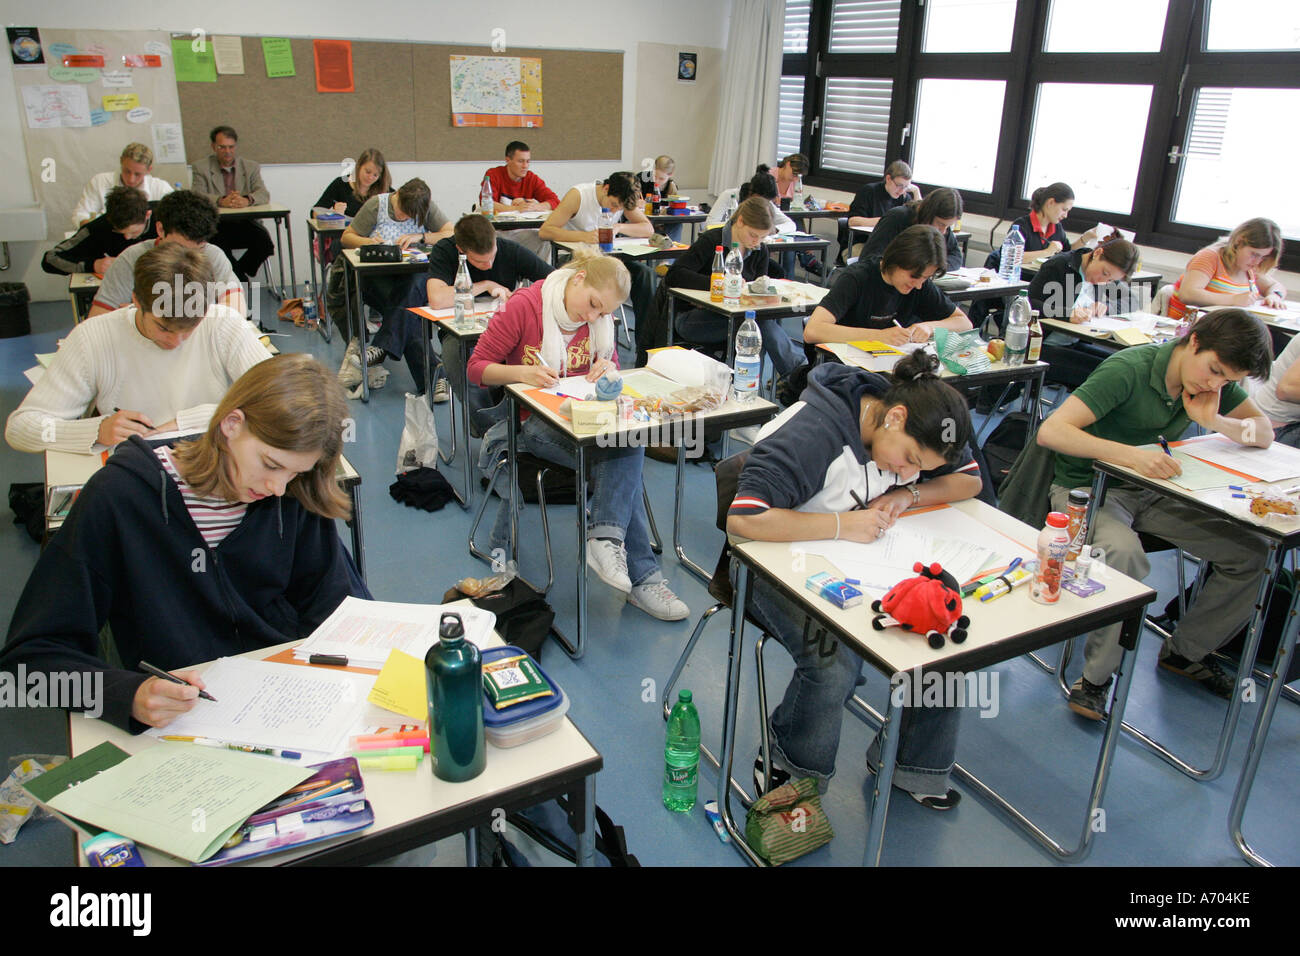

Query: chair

[1150,284,1174,317]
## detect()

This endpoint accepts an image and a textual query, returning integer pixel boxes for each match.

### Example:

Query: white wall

[0,0,732,301]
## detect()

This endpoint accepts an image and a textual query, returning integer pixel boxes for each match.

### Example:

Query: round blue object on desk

[594,373,624,401]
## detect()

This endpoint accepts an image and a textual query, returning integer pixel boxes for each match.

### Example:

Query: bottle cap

[679,689,693,702]
[1046,512,1069,528]
[716,245,723,252]
[439,612,465,640]
[1068,489,1090,506]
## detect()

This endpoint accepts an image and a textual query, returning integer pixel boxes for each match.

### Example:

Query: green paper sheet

[1137,445,1236,491]
[171,37,216,83]
[262,38,296,78]
[47,743,311,863]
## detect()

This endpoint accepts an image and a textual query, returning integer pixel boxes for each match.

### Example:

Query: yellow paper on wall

[102,93,140,111]
[367,649,429,721]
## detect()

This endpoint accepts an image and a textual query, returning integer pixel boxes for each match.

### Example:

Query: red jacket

[467,282,619,416]
[485,166,560,209]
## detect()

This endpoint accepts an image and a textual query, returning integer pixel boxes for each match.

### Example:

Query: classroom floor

[1,288,1295,869]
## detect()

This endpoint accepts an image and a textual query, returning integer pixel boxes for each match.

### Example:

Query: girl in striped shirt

[1168,217,1287,320]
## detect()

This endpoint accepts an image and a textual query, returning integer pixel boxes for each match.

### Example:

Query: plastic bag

[934,327,991,376]
[396,392,439,474]
[0,754,67,845]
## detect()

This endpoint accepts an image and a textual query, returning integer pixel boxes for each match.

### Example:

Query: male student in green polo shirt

[1035,308,1275,718]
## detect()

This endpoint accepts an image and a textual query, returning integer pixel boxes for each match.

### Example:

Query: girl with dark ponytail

[1010,182,1100,266]
[727,351,982,808]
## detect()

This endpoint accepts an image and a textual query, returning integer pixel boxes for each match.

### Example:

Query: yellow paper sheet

[367,649,429,721]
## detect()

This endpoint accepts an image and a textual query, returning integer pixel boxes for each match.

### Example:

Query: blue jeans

[367,275,428,392]
[489,414,661,586]
[1276,420,1300,448]
[674,309,806,377]
[748,576,960,794]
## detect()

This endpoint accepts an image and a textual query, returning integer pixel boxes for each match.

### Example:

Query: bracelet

[834,512,840,541]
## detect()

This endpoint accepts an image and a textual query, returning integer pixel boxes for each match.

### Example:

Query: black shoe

[753,757,791,798]
[1159,651,1235,700]
[907,789,962,811]
[776,364,810,407]
[1068,676,1112,721]
[803,257,825,278]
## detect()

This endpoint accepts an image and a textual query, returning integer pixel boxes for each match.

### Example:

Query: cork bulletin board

[177,36,622,165]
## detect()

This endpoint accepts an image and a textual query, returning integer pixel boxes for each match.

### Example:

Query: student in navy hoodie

[1,354,367,732]
[728,351,982,808]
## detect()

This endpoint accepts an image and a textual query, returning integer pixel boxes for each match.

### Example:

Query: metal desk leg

[308,226,332,344]
[551,445,588,661]
[348,484,366,583]
[460,343,473,509]
[862,688,901,867]
[1027,366,1045,431]
[666,295,676,347]
[717,563,768,865]
[464,827,478,867]
[673,443,711,584]
[507,402,519,565]
[575,775,597,867]
[269,216,287,300]
[354,267,370,403]
[283,215,298,306]
[1229,578,1300,866]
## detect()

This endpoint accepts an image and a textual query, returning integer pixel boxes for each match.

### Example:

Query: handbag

[744,776,834,864]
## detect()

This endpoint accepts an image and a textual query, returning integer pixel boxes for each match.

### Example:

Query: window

[1172,87,1300,238]
[1205,0,1300,51]
[1042,0,1168,52]
[827,0,901,53]
[912,79,1005,193]
[784,0,812,52]
[820,77,893,175]
[777,77,806,160]
[1024,83,1153,215]
[922,0,1016,53]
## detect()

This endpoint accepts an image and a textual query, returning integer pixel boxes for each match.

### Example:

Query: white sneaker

[628,577,690,621]
[586,539,631,593]
[432,378,450,404]
[338,352,362,388]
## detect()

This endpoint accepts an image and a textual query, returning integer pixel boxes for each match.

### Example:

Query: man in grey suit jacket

[191,125,274,283]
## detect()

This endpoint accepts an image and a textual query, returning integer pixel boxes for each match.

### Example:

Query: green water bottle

[663,689,700,812]
[425,612,486,782]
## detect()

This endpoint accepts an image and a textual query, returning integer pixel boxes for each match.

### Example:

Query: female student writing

[1,354,367,731]
[1011,182,1099,267]
[467,250,690,622]
[862,187,966,272]
[662,196,805,380]
[1028,235,1141,322]
[1166,217,1287,320]
[803,225,972,347]
[315,148,390,217]
[728,352,983,806]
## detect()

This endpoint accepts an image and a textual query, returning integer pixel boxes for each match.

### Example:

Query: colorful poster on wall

[678,52,697,82]
[262,38,295,78]
[171,36,216,82]
[22,84,91,128]
[449,55,542,128]
[313,39,353,93]
[8,27,44,65]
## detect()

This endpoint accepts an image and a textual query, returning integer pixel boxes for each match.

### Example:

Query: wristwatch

[908,484,921,507]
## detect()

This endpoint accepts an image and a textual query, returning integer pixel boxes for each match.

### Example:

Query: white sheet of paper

[22,84,91,129]
[23,366,43,386]
[1179,435,1300,483]
[292,596,497,668]
[211,35,245,74]
[541,375,597,400]
[150,123,185,164]
[144,657,371,755]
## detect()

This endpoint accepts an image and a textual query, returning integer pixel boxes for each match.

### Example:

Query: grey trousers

[1050,483,1268,685]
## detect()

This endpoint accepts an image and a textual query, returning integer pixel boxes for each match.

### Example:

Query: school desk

[1040,311,1184,350]
[66,627,603,866]
[502,377,778,659]
[340,248,430,402]
[716,500,1154,866]
[1083,433,1300,782]
[648,210,708,243]
[68,273,100,324]
[665,280,829,365]
[304,214,351,344]
[217,203,298,302]
[44,449,367,580]
[488,210,550,231]
[552,236,689,269]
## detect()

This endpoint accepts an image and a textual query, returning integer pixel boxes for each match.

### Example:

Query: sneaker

[432,378,450,404]
[586,538,631,593]
[906,789,962,811]
[338,353,362,389]
[1068,675,1112,720]
[364,345,387,367]
[628,577,690,621]
[803,257,825,278]
[1158,650,1235,700]
[752,757,791,798]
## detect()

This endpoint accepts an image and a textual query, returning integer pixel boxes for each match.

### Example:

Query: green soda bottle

[663,689,700,812]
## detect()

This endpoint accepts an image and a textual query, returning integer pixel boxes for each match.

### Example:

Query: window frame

[782,0,1300,271]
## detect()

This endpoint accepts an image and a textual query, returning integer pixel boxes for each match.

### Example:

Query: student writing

[315,148,391,217]
[42,186,152,277]
[862,187,966,272]
[1167,218,1287,320]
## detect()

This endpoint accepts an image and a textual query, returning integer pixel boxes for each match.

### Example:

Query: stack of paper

[1179,436,1300,483]
[293,596,496,669]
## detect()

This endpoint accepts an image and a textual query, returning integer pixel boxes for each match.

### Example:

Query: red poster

[122,54,162,68]
[62,54,104,67]
[313,39,353,93]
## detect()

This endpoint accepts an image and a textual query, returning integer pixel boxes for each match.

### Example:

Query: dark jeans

[366,274,428,393]
[213,220,275,283]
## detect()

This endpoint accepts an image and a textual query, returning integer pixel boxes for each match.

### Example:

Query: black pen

[1158,434,1173,457]
[849,489,868,511]
[139,660,217,701]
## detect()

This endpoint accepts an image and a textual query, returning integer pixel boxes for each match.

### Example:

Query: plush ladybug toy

[871,562,970,649]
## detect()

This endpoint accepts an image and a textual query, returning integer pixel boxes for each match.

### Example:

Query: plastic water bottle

[793,174,805,210]
[453,254,474,331]
[733,310,761,402]
[598,208,616,252]
[425,612,486,782]
[301,281,318,330]
[479,176,495,219]
[710,245,725,302]
[723,242,744,305]
[663,689,700,812]
[1005,291,1031,366]
[998,224,1025,282]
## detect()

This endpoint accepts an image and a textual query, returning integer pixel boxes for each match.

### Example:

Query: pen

[139,660,216,701]
[848,489,868,511]
[309,654,349,666]
[161,736,301,760]
[1157,435,1173,457]
[892,318,916,343]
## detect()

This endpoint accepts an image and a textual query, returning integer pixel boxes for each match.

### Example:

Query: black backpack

[981,411,1036,493]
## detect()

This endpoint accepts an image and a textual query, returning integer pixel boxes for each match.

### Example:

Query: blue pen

[1157,435,1173,457]
[1005,556,1023,575]
[1229,485,1245,492]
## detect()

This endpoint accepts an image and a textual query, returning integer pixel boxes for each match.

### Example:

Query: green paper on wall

[171,36,216,83]
[262,38,295,78]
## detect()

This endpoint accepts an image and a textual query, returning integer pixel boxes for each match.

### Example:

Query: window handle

[901,123,912,146]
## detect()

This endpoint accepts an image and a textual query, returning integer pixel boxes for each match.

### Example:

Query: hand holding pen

[132,661,213,729]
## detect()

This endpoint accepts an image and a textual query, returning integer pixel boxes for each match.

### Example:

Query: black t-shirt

[426,235,553,288]
[314,177,371,217]
[849,181,908,221]
[818,257,956,330]
[663,225,777,292]
[862,205,963,272]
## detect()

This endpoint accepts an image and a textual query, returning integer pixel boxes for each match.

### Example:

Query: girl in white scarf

[538,252,617,376]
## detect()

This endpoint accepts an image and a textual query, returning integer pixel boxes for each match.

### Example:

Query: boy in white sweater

[6,244,268,455]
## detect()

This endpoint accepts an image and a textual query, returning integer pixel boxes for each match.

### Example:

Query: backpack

[475,795,640,867]
[982,412,1036,493]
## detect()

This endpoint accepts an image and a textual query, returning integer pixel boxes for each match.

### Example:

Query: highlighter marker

[356,754,420,772]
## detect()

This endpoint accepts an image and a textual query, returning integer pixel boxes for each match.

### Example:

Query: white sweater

[71,171,174,228]
[5,304,269,454]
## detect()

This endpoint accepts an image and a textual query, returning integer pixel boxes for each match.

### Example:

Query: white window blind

[1186,89,1231,158]
[778,76,806,159]
[828,0,901,53]
[820,77,892,175]
[784,0,811,53]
